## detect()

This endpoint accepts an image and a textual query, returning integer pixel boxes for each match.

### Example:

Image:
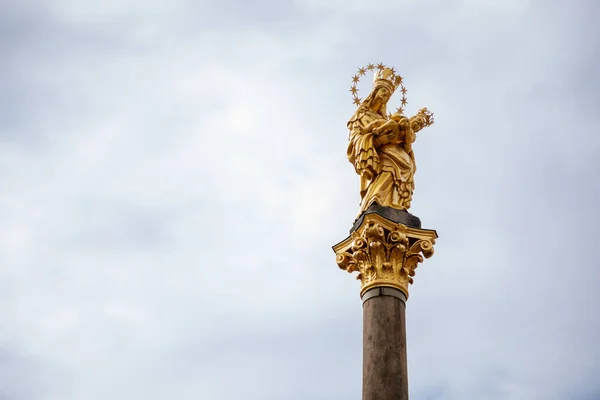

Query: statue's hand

[373,119,398,135]
[372,126,384,135]
[363,120,385,134]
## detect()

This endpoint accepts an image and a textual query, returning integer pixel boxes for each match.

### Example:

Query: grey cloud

[1,0,599,399]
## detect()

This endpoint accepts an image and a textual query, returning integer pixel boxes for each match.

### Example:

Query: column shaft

[362,294,408,400]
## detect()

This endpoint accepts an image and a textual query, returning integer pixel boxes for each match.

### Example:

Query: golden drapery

[347,106,416,213]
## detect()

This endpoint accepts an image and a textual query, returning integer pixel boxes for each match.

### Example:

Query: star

[358,67,367,76]
[350,86,358,94]
[367,63,375,70]
[377,62,385,70]
[390,67,396,75]
[397,76,403,84]
[401,98,408,106]
[401,87,407,95]
[352,75,360,83]
[353,97,361,105]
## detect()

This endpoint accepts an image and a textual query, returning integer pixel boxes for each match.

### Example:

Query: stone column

[362,287,408,400]
[333,207,437,400]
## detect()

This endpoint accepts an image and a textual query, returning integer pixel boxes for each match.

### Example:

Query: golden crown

[349,63,408,115]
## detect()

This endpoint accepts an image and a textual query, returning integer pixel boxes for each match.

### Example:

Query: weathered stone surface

[362,295,408,400]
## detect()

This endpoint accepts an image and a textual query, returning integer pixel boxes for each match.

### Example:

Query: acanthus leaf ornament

[333,213,437,298]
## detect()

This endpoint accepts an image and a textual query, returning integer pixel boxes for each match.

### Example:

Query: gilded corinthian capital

[333,213,437,298]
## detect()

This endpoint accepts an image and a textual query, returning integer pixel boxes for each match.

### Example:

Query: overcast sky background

[1,0,599,399]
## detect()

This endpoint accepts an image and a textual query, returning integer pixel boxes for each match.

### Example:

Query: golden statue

[347,64,433,214]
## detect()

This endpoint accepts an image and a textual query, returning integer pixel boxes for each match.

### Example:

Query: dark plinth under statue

[350,202,422,233]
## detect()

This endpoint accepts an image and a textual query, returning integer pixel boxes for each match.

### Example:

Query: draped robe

[347,108,416,213]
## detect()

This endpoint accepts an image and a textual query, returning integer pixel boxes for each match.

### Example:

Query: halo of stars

[349,63,408,116]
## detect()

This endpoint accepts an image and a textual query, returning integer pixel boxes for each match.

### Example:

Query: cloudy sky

[1,0,599,399]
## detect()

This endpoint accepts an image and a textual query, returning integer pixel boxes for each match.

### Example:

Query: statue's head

[370,68,396,109]
[347,64,409,127]
[411,108,435,131]
[373,85,392,106]
[372,68,397,96]
[360,87,389,116]
[361,67,402,116]
[410,115,425,131]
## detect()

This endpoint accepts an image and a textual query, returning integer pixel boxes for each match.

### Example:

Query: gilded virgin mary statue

[347,65,433,215]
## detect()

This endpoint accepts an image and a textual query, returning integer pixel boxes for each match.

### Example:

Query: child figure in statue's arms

[364,108,433,153]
